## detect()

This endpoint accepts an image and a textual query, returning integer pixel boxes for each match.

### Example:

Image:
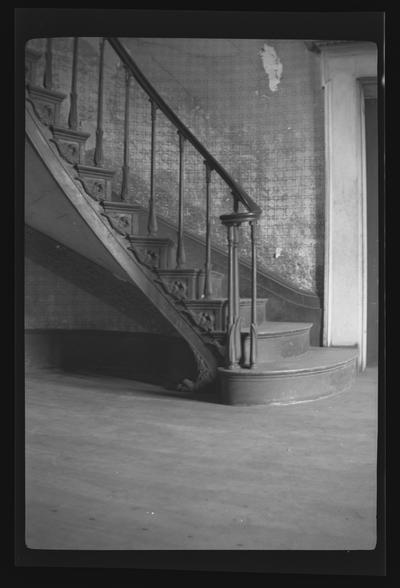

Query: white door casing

[318,42,378,370]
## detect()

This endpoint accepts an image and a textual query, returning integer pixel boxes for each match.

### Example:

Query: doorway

[363,81,378,365]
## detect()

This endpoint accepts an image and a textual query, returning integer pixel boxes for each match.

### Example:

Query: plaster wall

[24,227,195,379]
[27,37,325,294]
[24,226,175,335]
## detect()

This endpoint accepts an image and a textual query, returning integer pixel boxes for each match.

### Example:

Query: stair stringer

[25,104,221,391]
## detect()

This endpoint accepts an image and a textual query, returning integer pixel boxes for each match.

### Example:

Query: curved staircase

[219,324,357,405]
[24,37,358,405]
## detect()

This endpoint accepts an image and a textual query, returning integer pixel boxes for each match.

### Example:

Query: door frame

[317,42,378,370]
[360,78,378,365]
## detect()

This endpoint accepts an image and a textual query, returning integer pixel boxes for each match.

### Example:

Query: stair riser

[159,271,225,300]
[238,301,266,328]
[218,359,357,406]
[133,244,173,269]
[119,207,161,237]
[241,329,310,363]
[197,271,225,299]
[185,299,267,332]
[157,271,198,299]
[25,49,41,85]
[27,86,66,128]
[76,165,115,202]
[124,210,227,296]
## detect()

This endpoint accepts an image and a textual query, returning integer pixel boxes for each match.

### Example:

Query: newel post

[249,220,258,368]
[223,218,242,369]
[221,209,259,370]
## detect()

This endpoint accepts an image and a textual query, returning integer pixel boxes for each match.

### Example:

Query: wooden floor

[25,367,378,550]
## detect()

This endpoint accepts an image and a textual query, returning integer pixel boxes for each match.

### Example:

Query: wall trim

[320,42,377,370]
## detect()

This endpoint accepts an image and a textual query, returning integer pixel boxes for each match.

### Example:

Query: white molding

[320,43,377,370]
[358,80,368,371]
[322,78,333,347]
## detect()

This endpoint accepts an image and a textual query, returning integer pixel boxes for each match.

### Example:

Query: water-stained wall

[26,37,325,294]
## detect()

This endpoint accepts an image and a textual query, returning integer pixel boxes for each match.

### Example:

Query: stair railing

[28,36,262,369]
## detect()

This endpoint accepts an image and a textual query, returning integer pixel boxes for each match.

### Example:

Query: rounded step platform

[218,347,358,406]
[241,321,312,363]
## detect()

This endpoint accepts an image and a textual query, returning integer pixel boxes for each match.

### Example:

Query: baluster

[120,66,131,200]
[249,220,258,368]
[227,225,235,367]
[94,37,105,167]
[226,222,241,368]
[176,131,186,269]
[68,37,79,130]
[203,162,212,298]
[147,100,158,234]
[43,38,53,90]
[232,223,241,365]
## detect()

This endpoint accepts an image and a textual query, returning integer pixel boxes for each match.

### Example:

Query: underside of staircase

[24,38,358,405]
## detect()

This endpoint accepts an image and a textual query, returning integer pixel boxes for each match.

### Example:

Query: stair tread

[244,320,313,335]
[219,347,358,374]
[185,298,268,302]
[127,235,173,243]
[157,268,223,275]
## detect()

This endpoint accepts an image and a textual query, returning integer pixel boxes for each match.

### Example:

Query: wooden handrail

[220,211,259,225]
[106,37,262,219]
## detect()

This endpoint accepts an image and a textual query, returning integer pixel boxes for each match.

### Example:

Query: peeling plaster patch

[259,44,283,92]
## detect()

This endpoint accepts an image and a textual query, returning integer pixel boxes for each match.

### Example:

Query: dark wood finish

[124,201,321,310]
[94,38,105,167]
[232,224,241,367]
[51,126,90,165]
[224,216,258,367]
[226,225,241,368]
[106,38,261,219]
[120,67,131,201]
[68,37,79,131]
[104,36,265,365]
[233,194,239,213]
[43,38,53,90]
[220,211,258,225]
[176,131,186,269]
[147,100,158,235]
[75,164,115,202]
[25,47,42,85]
[203,162,212,298]
[227,225,234,367]
[250,221,258,368]
[26,85,66,127]
[218,349,358,406]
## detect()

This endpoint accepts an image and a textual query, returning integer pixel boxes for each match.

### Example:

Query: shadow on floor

[26,366,222,405]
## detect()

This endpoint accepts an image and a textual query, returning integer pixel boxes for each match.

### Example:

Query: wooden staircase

[24,38,358,405]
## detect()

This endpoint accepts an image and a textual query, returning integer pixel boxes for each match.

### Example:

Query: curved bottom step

[241,321,313,363]
[218,347,358,406]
